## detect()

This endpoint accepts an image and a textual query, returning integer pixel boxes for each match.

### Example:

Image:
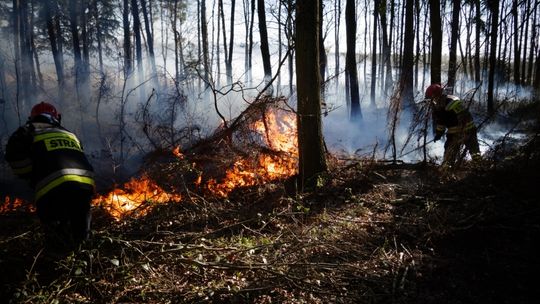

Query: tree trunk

[131,0,144,79]
[527,3,537,85]
[45,0,64,97]
[201,0,210,86]
[249,0,255,81]
[447,0,460,93]
[533,50,540,102]
[319,0,327,89]
[334,0,341,81]
[371,0,379,107]
[380,0,393,94]
[400,0,415,107]
[429,0,442,84]
[91,0,104,75]
[296,0,327,190]
[258,0,272,89]
[218,0,228,84]
[123,0,132,77]
[140,0,158,85]
[512,0,520,86]
[487,0,499,116]
[227,0,236,84]
[287,0,294,93]
[18,0,35,106]
[474,0,481,83]
[520,0,529,83]
[69,0,84,97]
[346,0,361,121]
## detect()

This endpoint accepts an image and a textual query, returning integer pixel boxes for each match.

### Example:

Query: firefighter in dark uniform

[5,102,95,249]
[425,84,481,166]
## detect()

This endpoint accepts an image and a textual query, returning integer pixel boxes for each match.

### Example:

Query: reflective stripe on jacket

[5,123,95,200]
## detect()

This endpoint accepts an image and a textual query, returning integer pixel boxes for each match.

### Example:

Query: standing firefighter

[5,102,95,250]
[425,84,481,166]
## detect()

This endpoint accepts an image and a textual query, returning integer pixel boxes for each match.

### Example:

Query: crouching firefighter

[425,84,481,166]
[5,102,95,250]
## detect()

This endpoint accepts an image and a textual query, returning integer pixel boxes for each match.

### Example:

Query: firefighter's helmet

[425,83,444,99]
[30,102,61,123]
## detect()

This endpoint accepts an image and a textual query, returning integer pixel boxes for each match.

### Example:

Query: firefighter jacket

[5,120,95,201]
[432,95,476,138]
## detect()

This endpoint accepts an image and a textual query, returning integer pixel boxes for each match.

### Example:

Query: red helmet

[425,84,444,99]
[30,102,60,121]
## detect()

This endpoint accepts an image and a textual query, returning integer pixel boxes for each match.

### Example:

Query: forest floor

[1,118,540,303]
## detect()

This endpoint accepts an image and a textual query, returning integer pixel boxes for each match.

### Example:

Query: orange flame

[0,196,35,213]
[172,146,184,159]
[92,175,181,220]
[206,108,298,196]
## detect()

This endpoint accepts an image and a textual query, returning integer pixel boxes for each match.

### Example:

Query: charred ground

[1,112,539,303]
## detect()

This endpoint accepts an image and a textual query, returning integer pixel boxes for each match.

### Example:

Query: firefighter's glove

[434,134,442,142]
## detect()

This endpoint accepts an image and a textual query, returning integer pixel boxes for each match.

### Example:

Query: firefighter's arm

[5,127,33,180]
[432,113,445,142]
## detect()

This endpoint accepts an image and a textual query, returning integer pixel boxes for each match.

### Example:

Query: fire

[92,174,181,220]
[0,196,35,213]
[206,107,298,196]
[173,146,184,158]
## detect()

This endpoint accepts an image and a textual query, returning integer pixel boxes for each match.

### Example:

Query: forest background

[0,0,539,188]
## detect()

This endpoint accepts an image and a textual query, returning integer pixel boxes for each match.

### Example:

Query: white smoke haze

[0,0,536,193]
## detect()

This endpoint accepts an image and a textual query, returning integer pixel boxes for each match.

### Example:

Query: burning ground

[1,99,539,303]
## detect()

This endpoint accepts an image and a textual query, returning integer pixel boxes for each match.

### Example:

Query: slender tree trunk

[296,0,327,190]
[81,0,90,80]
[429,0,442,84]
[258,0,272,89]
[401,0,415,107]
[69,0,84,97]
[519,0,528,82]
[287,0,294,93]
[140,0,158,85]
[334,0,341,81]
[92,0,104,75]
[474,0,481,83]
[319,0,327,88]
[527,3,537,85]
[414,0,420,91]
[227,0,236,84]
[45,0,64,97]
[447,0,460,92]
[218,0,228,84]
[346,0,361,121]
[371,0,379,107]
[533,50,540,102]
[201,0,210,86]
[487,0,499,116]
[249,0,255,81]
[132,0,143,79]
[512,0,521,86]
[380,1,393,94]
[123,0,132,77]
